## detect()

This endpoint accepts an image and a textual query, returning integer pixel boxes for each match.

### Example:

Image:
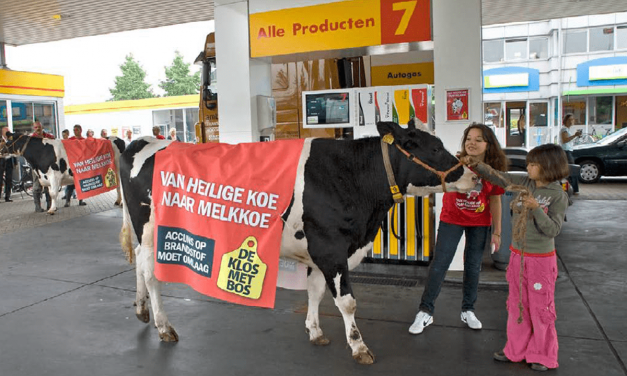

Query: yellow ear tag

[382,134,395,144]
[217,236,267,299]
[104,168,117,188]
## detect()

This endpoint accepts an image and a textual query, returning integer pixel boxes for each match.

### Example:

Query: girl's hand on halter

[459,156,480,168]
[522,195,540,210]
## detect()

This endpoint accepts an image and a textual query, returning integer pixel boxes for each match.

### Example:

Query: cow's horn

[407,118,416,130]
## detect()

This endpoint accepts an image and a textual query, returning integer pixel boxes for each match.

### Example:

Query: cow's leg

[323,264,374,365]
[139,207,178,342]
[305,267,330,346]
[133,244,150,323]
[47,179,60,214]
[114,184,122,206]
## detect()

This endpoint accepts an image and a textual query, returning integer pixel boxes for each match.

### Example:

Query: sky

[6,20,215,105]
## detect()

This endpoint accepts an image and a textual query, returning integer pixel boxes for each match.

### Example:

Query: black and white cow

[1,132,125,214]
[118,121,476,364]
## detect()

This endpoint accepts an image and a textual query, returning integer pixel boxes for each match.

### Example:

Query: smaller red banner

[62,139,118,200]
[446,89,470,121]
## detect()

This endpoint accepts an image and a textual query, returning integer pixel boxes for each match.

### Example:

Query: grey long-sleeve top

[473,163,569,254]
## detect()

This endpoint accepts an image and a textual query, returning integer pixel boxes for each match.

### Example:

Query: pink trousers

[503,248,559,369]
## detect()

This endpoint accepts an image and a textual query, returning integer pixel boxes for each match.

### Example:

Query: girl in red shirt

[410,123,508,335]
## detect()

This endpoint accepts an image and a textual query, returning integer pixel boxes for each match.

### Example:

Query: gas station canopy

[1,0,627,47]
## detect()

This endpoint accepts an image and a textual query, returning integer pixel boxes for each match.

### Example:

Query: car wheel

[578,160,601,184]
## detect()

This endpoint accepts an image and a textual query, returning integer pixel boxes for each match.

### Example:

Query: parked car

[573,127,627,183]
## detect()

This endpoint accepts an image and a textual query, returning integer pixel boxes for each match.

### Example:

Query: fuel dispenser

[302,84,436,262]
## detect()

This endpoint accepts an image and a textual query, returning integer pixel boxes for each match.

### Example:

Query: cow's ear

[376,121,405,140]
[376,121,394,137]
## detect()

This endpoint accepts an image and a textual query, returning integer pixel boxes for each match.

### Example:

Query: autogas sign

[249,0,431,58]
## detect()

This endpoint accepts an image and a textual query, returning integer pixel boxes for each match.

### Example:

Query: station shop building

[482,11,627,149]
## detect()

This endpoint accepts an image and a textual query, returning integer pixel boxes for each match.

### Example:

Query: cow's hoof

[114,201,122,206]
[311,336,330,346]
[47,210,55,215]
[158,326,179,342]
[353,349,375,365]
[136,310,150,323]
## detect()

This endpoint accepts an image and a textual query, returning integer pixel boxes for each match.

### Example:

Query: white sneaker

[461,311,482,329]
[409,311,433,334]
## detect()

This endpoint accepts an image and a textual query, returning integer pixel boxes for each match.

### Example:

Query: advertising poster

[376,88,394,122]
[62,138,118,200]
[152,139,304,308]
[446,89,469,121]
[411,87,428,124]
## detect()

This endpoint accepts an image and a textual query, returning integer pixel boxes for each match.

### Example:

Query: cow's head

[377,119,476,196]
[1,131,30,156]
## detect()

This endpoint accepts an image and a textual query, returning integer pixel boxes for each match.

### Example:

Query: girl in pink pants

[504,247,559,369]
[463,143,570,371]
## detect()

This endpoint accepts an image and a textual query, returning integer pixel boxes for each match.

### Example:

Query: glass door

[505,101,526,147]
[528,101,549,148]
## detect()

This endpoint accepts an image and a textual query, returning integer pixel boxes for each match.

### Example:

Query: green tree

[159,51,201,96]
[109,54,155,101]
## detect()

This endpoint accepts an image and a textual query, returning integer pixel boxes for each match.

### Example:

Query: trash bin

[491,190,515,271]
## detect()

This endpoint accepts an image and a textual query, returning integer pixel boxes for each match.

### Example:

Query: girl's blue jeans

[419,221,489,315]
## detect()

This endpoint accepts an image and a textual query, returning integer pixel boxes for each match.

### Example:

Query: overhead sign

[371,62,434,86]
[589,64,627,81]
[249,0,431,58]
[0,69,64,98]
[484,73,529,88]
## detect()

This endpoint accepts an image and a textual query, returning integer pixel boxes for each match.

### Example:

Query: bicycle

[573,125,612,146]
[10,156,34,198]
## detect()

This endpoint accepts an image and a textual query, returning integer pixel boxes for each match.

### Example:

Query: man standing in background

[124,129,133,145]
[0,127,15,202]
[65,124,87,207]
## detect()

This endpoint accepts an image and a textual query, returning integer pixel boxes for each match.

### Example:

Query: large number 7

[393,1,417,36]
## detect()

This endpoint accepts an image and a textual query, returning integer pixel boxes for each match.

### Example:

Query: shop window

[0,100,7,128]
[10,101,34,134]
[528,102,549,148]
[505,39,527,61]
[484,102,502,128]
[589,27,614,52]
[563,30,587,54]
[153,108,197,142]
[562,98,586,125]
[483,40,503,63]
[617,26,627,50]
[529,37,549,59]
[185,108,199,142]
[588,96,613,136]
[34,103,57,138]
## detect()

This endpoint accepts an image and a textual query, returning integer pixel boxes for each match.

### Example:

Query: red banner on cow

[152,139,304,308]
[62,139,118,200]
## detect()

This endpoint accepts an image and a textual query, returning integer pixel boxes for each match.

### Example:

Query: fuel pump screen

[305,92,350,126]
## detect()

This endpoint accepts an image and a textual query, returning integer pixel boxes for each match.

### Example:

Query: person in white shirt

[124,130,133,146]
[559,113,582,195]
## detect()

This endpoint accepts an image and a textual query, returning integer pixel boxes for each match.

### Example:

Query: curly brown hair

[458,123,508,171]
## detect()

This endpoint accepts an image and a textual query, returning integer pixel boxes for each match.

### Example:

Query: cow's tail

[119,185,134,264]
